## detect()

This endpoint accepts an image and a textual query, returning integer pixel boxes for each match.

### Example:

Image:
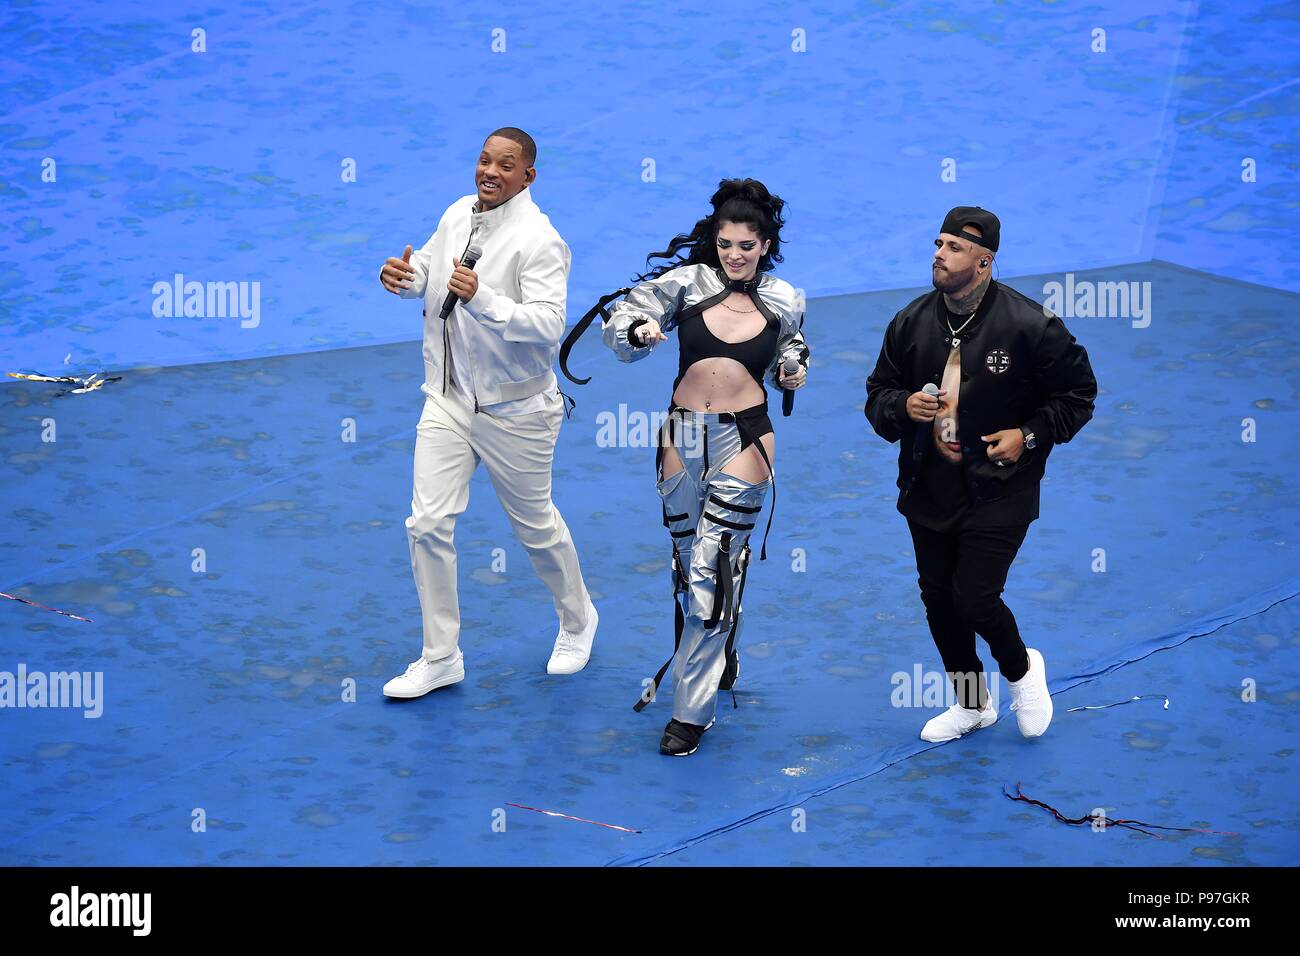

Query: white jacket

[399,188,570,407]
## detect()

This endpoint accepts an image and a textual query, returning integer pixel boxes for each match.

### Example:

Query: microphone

[440,243,483,320]
[780,356,801,417]
[912,382,941,461]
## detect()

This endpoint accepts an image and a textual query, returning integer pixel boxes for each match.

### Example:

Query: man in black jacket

[865,206,1097,743]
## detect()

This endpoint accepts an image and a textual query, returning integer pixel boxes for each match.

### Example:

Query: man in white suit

[378,127,597,698]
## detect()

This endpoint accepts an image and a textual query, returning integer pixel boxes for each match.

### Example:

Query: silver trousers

[649,408,772,726]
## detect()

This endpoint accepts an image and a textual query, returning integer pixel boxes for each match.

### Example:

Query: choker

[722,271,762,293]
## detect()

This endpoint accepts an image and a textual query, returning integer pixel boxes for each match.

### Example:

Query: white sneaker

[920,697,998,742]
[1008,647,1053,738]
[382,649,465,699]
[547,600,598,675]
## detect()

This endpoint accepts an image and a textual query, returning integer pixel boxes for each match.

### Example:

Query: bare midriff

[663,298,775,484]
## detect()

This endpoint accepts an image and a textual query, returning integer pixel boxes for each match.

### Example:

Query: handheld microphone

[911,382,941,461]
[781,356,801,417]
[440,243,484,320]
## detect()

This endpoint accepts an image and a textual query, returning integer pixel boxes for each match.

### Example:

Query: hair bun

[714,178,783,219]
[714,177,761,207]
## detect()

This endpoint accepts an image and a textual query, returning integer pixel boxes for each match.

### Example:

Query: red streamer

[1,591,94,623]
[505,802,641,834]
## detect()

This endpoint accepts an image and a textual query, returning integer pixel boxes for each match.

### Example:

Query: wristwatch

[1020,426,1037,450]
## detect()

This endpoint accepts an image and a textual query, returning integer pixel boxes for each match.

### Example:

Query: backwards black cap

[940,205,1000,254]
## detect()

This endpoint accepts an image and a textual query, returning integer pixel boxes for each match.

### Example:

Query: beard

[931,262,976,294]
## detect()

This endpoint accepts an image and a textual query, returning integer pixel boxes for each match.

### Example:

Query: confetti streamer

[1067,694,1169,713]
[0,591,94,623]
[505,802,641,834]
[7,370,122,395]
[1003,783,1236,838]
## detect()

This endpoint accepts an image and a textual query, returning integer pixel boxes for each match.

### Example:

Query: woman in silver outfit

[599,179,810,756]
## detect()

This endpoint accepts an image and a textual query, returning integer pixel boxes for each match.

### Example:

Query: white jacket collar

[470,187,537,232]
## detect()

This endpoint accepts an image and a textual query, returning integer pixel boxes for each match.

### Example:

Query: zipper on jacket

[437,228,478,399]
[441,319,450,396]
[427,306,448,397]
[449,226,478,406]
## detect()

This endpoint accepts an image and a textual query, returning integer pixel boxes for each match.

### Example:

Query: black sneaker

[659,718,714,756]
[718,649,740,691]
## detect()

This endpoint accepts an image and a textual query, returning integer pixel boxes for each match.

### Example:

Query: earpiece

[979,258,989,268]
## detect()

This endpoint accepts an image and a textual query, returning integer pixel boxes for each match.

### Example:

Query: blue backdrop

[2,0,1296,374]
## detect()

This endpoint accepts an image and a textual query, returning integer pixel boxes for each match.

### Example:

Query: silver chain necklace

[944,294,983,349]
[946,314,975,350]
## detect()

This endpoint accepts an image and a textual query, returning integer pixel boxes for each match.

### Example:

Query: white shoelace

[1012,681,1041,710]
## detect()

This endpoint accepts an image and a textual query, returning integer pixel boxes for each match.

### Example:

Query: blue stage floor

[2,261,1296,865]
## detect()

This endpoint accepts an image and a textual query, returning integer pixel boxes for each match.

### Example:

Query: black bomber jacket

[864,279,1098,510]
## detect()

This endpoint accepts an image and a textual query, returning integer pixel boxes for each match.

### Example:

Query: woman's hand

[635,319,669,346]
[778,363,807,389]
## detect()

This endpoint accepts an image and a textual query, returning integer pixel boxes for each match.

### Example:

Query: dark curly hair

[636,178,787,282]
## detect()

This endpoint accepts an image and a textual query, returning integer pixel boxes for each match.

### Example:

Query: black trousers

[906,518,1032,708]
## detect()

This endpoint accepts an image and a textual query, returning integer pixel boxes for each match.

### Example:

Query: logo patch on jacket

[985,348,1011,375]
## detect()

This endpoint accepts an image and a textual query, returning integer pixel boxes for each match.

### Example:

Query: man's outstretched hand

[380,245,415,294]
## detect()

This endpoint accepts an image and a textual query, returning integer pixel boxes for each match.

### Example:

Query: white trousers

[406,383,592,662]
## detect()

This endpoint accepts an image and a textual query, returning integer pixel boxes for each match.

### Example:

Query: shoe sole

[383,666,465,699]
[546,656,590,675]
[920,712,998,743]
[659,718,715,756]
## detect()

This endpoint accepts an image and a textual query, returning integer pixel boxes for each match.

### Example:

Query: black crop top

[673,310,780,393]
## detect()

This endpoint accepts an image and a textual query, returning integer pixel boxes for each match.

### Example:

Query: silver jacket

[601,263,809,389]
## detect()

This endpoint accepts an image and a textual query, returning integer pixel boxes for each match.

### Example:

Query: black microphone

[440,243,483,320]
[780,356,801,417]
